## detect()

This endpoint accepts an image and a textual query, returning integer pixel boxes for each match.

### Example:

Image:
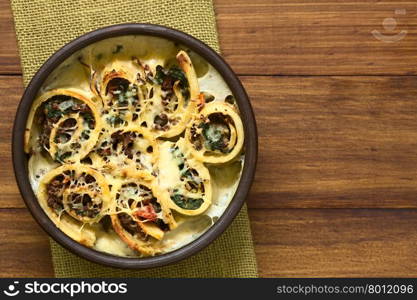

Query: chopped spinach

[201,123,225,152]
[204,139,225,152]
[171,194,203,210]
[110,80,138,107]
[168,66,188,89]
[181,168,193,179]
[81,112,93,121]
[200,120,231,153]
[47,109,63,119]
[154,65,165,85]
[58,100,74,111]
[155,66,188,90]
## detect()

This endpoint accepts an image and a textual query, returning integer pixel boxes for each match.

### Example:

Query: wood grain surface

[246,75,417,208]
[2,0,417,277]
[215,0,417,75]
[3,1,417,75]
[0,0,19,74]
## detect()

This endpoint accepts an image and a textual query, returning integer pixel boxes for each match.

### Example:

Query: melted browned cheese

[28,35,243,256]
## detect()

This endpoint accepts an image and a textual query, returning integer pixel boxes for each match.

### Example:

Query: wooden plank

[3,0,417,76]
[252,209,417,277]
[0,209,53,277]
[244,75,417,208]
[0,76,23,208]
[214,0,417,75]
[0,0,20,74]
[3,208,417,277]
[5,75,417,208]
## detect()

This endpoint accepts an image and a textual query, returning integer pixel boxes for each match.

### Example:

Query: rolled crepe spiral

[157,139,212,216]
[25,88,102,163]
[37,164,111,246]
[110,171,176,256]
[95,58,146,129]
[141,50,199,138]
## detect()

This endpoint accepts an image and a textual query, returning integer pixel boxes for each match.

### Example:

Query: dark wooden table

[2,0,417,277]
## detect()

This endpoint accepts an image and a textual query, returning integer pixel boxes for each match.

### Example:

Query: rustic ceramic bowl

[12,23,257,269]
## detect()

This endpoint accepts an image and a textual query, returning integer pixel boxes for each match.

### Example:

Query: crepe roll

[25,88,102,163]
[185,101,244,164]
[96,58,147,128]
[157,139,212,216]
[37,164,112,246]
[142,51,199,138]
[110,171,176,256]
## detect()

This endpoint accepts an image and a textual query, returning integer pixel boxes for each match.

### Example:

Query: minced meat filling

[46,172,101,218]
[46,174,68,214]
[67,193,102,218]
[118,213,146,239]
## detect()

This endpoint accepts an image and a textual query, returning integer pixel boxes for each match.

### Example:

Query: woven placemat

[10,0,258,278]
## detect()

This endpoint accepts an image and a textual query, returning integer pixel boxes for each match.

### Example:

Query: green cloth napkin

[10,0,258,278]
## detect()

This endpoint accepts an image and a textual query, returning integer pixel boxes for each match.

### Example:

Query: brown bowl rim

[12,23,258,269]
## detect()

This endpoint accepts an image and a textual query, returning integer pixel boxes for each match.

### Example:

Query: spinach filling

[170,193,204,210]
[172,146,203,191]
[170,146,205,209]
[199,113,232,153]
[154,65,190,100]
[43,96,94,124]
[107,78,139,107]
[105,78,139,127]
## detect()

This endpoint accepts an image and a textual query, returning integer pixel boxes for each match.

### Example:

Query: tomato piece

[134,205,157,222]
